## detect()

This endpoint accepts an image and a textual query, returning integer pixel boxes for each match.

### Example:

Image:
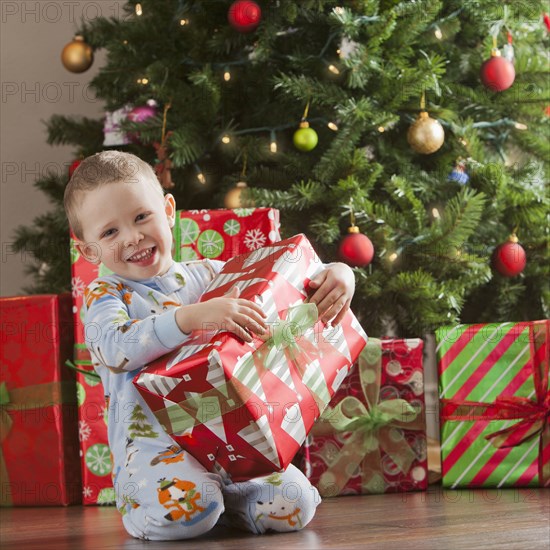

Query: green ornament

[85,443,112,476]
[76,381,86,406]
[70,239,80,264]
[179,218,200,245]
[293,122,318,152]
[224,219,241,236]
[197,229,225,258]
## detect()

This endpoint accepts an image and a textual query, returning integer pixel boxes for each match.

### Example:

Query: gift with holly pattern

[437,320,549,488]
[300,338,427,497]
[69,207,281,503]
[0,294,81,506]
[134,234,368,481]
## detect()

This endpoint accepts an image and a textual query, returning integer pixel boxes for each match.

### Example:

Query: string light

[328,64,340,75]
[327,121,338,131]
[388,252,398,262]
[194,164,206,184]
[135,3,142,16]
[221,135,231,144]
[514,122,528,130]
[377,126,385,132]
[434,26,443,40]
[223,68,231,81]
[431,207,441,219]
[270,130,277,153]
[137,77,149,85]
[179,19,189,26]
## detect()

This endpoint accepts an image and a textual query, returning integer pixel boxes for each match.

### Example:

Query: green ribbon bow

[312,338,424,496]
[239,302,332,412]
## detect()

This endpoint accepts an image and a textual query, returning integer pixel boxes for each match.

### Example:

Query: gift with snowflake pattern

[69,208,281,503]
[437,320,549,488]
[174,208,280,261]
[0,294,81,506]
[134,234,368,481]
[299,338,428,497]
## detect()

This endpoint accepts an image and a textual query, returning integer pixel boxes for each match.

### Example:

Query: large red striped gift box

[437,320,549,488]
[134,234,368,481]
[300,338,428,497]
[70,208,280,503]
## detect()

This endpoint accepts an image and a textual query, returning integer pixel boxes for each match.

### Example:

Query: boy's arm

[84,281,192,373]
[308,262,355,326]
[84,260,226,373]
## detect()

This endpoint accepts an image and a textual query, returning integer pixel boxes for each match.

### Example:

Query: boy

[65,151,356,541]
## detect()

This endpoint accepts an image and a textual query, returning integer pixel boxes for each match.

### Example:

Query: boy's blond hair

[64,151,164,240]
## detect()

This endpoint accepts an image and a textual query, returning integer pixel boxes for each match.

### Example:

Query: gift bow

[0,380,77,506]
[440,320,549,487]
[313,338,424,496]
[246,302,333,412]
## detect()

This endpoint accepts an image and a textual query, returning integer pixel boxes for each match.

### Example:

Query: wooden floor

[1,487,548,549]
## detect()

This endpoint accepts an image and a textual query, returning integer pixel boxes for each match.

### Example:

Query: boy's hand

[308,263,355,326]
[176,286,267,342]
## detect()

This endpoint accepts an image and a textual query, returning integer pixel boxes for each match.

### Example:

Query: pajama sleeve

[83,279,191,373]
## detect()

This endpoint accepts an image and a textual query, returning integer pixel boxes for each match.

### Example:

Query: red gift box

[300,338,428,497]
[174,208,280,261]
[0,294,81,506]
[69,208,281,502]
[134,234,368,481]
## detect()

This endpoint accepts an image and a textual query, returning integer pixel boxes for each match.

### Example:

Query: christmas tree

[14,0,549,336]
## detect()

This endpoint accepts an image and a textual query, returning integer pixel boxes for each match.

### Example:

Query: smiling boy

[65,151,355,540]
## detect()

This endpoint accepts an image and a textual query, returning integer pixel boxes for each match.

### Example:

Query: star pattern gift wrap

[300,338,428,497]
[174,208,281,261]
[70,208,281,503]
[134,234,368,481]
[0,294,81,506]
[437,320,549,489]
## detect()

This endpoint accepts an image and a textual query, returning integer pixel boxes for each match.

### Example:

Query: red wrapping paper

[0,294,81,506]
[300,338,428,496]
[69,208,281,502]
[134,234,368,481]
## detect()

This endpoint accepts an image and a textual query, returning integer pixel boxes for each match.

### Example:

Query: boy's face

[75,176,176,280]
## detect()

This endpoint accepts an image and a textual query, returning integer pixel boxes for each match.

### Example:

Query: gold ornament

[224,181,254,209]
[61,35,94,73]
[407,111,445,154]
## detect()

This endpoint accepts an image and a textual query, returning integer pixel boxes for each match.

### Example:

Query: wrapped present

[69,208,281,502]
[72,344,115,505]
[134,234,368,481]
[301,338,428,497]
[0,294,81,506]
[174,208,280,261]
[437,320,549,488]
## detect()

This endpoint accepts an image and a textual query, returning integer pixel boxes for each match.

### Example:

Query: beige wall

[1,1,125,296]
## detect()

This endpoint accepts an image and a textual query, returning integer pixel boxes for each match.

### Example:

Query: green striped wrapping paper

[436,320,549,488]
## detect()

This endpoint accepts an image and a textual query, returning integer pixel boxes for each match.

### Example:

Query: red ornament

[480,50,515,92]
[338,226,374,268]
[543,13,550,32]
[68,159,81,178]
[492,234,526,277]
[228,1,262,33]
